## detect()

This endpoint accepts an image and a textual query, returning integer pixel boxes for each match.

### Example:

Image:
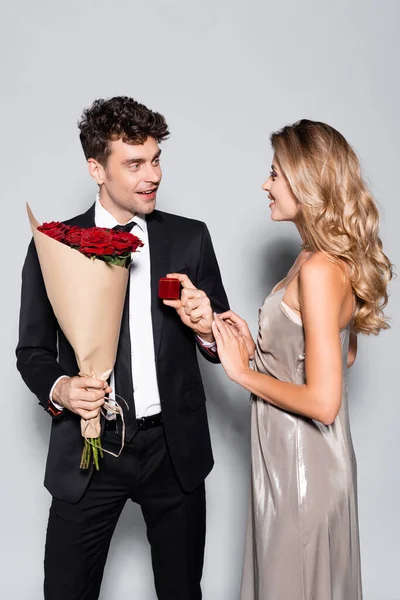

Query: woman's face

[262,156,300,222]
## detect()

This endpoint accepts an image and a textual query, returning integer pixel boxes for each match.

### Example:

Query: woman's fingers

[211,320,222,345]
[212,314,229,343]
[223,318,242,334]
[228,324,241,338]
[217,314,235,338]
[217,310,243,324]
[217,311,250,337]
[213,313,241,342]
[212,314,223,338]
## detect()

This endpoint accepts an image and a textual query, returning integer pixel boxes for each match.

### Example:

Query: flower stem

[80,437,103,470]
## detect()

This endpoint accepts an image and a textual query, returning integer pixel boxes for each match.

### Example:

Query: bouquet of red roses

[27,205,143,470]
[38,220,143,267]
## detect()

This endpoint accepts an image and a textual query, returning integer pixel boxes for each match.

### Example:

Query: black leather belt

[104,412,163,432]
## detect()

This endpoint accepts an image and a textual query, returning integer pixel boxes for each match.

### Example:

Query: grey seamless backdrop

[1,1,399,599]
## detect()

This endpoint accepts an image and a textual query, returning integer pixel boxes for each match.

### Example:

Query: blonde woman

[212,120,392,600]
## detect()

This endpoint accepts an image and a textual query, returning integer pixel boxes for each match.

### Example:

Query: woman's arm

[212,255,348,426]
[347,329,357,368]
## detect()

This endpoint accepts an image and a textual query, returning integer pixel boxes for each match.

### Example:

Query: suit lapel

[147,211,170,360]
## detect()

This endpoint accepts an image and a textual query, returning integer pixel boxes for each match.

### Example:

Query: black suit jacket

[16,204,229,503]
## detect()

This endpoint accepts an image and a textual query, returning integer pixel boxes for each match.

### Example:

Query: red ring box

[158,278,181,299]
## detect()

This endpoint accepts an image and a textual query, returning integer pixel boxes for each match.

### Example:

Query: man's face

[91,136,162,216]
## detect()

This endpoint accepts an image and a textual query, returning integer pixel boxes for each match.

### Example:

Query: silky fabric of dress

[240,283,362,600]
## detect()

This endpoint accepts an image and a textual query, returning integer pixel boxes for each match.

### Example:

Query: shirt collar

[95,193,147,233]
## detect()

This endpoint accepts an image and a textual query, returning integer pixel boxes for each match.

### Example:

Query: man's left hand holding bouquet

[52,376,111,422]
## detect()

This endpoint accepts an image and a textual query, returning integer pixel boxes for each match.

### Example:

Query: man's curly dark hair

[78,96,170,165]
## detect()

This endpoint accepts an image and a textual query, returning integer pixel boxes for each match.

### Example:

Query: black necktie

[113,221,137,440]
[113,222,135,233]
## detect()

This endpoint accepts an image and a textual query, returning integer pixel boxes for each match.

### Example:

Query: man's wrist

[50,375,69,408]
[196,332,215,344]
[196,334,217,357]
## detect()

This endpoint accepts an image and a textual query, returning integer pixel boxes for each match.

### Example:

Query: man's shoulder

[153,209,207,231]
[62,204,95,227]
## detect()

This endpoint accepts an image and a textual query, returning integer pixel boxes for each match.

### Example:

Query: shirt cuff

[49,375,69,410]
[196,334,217,353]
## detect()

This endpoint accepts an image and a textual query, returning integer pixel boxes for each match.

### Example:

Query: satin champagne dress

[240,282,363,600]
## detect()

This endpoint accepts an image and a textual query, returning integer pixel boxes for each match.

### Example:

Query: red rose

[130,236,144,253]
[38,221,67,242]
[64,226,82,246]
[39,221,63,231]
[112,231,144,254]
[80,227,115,256]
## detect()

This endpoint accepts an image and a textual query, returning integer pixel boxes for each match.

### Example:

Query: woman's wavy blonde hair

[271,119,393,335]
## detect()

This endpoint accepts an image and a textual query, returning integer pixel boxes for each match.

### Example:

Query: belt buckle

[137,417,147,431]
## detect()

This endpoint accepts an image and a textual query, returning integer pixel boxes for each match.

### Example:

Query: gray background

[1,0,399,598]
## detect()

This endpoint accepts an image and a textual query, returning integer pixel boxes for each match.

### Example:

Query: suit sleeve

[16,239,68,416]
[194,223,230,364]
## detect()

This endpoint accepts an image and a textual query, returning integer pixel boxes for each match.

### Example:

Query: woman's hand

[212,314,251,382]
[216,310,256,359]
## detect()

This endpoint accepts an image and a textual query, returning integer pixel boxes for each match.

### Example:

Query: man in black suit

[16,96,229,600]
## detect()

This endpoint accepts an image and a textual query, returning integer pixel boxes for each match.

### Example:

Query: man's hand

[163,273,214,342]
[52,376,111,420]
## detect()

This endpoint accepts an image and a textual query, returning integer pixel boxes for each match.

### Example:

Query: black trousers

[44,425,206,600]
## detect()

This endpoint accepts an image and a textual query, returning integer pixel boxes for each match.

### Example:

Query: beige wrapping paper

[27,204,129,440]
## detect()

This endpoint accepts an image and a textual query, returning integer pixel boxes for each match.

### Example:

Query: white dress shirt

[95,197,161,418]
[50,197,216,415]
